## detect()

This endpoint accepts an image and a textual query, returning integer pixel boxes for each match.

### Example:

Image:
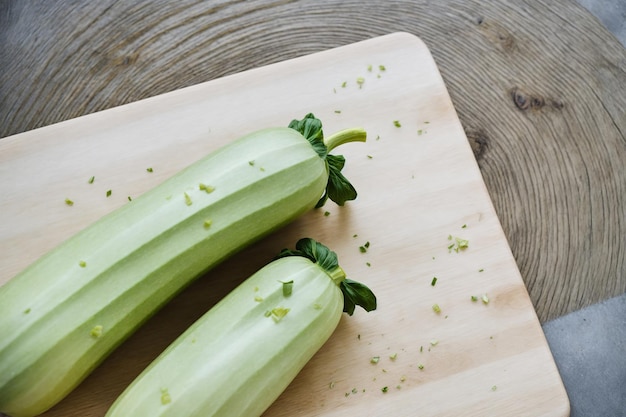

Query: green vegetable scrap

[65,198,74,206]
[447,235,469,253]
[359,241,370,253]
[160,388,171,405]
[199,183,215,193]
[269,307,290,323]
[281,280,294,297]
[90,325,103,338]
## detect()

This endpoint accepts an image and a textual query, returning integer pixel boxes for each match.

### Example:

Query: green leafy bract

[325,155,357,206]
[288,113,358,207]
[288,113,327,159]
[277,238,377,316]
[341,279,377,316]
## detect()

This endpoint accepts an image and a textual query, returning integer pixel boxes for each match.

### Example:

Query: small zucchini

[105,238,376,416]
[0,114,366,417]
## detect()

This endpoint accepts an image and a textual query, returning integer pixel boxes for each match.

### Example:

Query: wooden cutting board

[0,32,569,417]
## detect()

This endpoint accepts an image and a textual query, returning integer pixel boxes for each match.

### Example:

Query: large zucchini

[105,238,376,416]
[0,114,366,417]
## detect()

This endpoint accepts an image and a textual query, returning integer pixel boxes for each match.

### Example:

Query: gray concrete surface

[543,294,626,416]
[577,0,626,46]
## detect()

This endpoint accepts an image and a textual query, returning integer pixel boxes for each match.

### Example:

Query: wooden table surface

[1,0,624,324]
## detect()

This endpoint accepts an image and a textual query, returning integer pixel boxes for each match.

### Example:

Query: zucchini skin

[105,256,343,417]
[0,127,328,417]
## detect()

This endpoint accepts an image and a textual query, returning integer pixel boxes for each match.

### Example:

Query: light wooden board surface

[0,33,569,417]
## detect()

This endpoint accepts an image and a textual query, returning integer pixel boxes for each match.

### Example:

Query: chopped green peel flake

[106,190,112,197]
[432,304,441,314]
[431,277,438,286]
[147,167,153,173]
[203,219,212,229]
[471,295,479,302]
[88,176,95,184]
[269,307,290,323]
[65,198,74,206]
[482,294,490,304]
[281,280,294,297]
[90,325,103,338]
[393,120,401,128]
[79,260,87,268]
[370,356,380,364]
[199,183,215,193]
[254,295,264,302]
[381,386,389,393]
[359,241,370,253]
[389,353,397,361]
[184,192,192,206]
[448,236,469,253]
[356,76,365,88]
[160,388,171,405]
[24,308,31,314]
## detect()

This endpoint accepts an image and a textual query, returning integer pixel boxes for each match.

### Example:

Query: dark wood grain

[1,0,624,324]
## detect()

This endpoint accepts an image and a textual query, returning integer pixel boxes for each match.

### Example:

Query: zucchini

[105,238,376,416]
[0,114,366,417]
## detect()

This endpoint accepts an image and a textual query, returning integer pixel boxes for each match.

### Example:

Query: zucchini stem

[324,128,367,152]
[327,266,347,286]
